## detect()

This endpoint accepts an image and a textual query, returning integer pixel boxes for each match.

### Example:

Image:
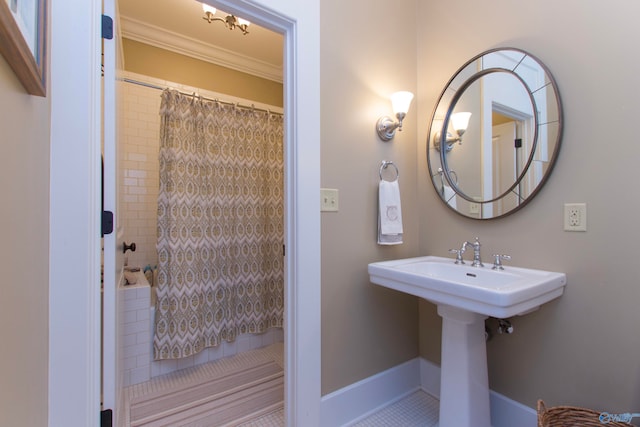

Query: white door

[492,121,517,216]
[102,0,123,420]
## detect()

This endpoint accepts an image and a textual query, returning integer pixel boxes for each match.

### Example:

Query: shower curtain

[154,89,284,360]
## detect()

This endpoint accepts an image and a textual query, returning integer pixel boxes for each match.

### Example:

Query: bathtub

[119,269,152,387]
[120,269,284,385]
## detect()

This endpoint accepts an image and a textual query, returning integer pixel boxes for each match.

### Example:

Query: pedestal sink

[368,256,566,427]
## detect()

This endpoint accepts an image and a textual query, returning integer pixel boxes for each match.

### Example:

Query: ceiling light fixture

[202,4,250,35]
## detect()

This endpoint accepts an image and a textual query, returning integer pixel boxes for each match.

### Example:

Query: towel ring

[438,167,458,186]
[379,160,399,181]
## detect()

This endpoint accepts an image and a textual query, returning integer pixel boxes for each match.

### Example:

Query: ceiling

[118,0,283,82]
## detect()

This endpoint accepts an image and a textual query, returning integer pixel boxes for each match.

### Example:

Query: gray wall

[320,0,421,394]
[417,0,640,413]
[0,56,50,425]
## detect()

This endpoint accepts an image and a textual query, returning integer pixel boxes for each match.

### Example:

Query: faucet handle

[449,248,465,264]
[492,254,511,270]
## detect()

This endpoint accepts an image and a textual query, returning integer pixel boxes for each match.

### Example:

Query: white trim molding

[320,357,538,427]
[320,359,421,427]
[120,16,283,83]
[49,0,103,425]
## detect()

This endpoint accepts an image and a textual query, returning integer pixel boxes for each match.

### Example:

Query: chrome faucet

[448,237,484,266]
[462,237,483,267]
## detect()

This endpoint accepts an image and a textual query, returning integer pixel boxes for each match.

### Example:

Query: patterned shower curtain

[154,89,284,360]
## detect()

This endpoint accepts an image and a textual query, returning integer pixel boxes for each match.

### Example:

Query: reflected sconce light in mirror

[202,4,251,35]
[376,91,414,141]
[434,112,472,152]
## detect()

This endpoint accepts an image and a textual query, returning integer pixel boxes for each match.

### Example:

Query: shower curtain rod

[120,77,284,116]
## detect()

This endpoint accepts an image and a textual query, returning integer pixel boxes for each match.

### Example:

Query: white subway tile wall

[120,278,152,387]
[119,75,162,271]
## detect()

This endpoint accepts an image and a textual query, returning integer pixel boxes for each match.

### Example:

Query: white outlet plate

[320,188,339,212]
[564,203,587,231]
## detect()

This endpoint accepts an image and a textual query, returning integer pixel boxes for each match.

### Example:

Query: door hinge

[102,15,113,40]
[514,138,522,148]
[100,409,113,427]
[102,211,114,236]
[283,244,285,257]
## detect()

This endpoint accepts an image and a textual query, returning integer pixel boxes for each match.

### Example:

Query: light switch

[320,188,339,212]
[469,196,481,215]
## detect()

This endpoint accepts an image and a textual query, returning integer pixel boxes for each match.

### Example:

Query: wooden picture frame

[0,0,46,96]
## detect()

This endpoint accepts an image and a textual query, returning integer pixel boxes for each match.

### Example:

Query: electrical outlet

[564,203,587,231]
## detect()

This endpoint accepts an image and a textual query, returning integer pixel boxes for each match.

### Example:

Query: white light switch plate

[320,188,339,212]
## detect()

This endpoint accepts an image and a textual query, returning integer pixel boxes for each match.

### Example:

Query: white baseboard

[489,389,537,427]
[320,357,537,427]
[320,358,421,427]
[419,357,441,398]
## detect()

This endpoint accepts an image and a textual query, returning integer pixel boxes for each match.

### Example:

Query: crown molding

[119,16,282,83]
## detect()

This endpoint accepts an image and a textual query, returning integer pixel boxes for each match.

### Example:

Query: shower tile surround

[118,72,285,386]
[119,73,163,270]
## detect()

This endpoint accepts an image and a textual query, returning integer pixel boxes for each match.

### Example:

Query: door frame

[208,2,322,423]
[49,1,103,426]
[49,0,321,426]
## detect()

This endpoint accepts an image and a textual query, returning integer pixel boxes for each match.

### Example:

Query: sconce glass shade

[202,4,217,14]
[376,91,414,141]
[237,17,251,27]
[451,112,472,133]
[391,91,414,115]
[433,112,473,151]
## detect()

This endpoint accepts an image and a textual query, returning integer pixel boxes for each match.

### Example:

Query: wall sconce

[202,4,251,35]
[376,91,414,141]
[434,112,472,152]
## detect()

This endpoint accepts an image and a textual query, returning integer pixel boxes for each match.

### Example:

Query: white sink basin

[368,255,566,318]
[368,255,566,427]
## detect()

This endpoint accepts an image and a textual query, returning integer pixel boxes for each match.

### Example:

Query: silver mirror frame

[427,47,563,219]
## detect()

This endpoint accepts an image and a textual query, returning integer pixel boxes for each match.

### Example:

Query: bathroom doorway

[104,0,291,422]
[118,0,285,371]
[50,0,320,424]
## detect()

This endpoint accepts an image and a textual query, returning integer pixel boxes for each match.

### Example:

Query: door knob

[123,242,136,253]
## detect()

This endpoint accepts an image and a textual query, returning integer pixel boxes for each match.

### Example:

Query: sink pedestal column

[437,304,491,427]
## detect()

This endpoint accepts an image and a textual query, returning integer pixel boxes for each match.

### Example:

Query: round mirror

[427,48,563,219]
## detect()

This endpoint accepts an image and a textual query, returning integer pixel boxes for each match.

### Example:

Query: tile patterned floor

[242,390,439,427]
[352,390,439,426]
[239,390,439,426]
[237,408,286,426]
[124,343,440,426]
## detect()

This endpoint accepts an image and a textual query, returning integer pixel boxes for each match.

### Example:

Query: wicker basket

[537,400,633,427]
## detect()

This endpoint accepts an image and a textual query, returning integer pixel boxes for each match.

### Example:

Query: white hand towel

[443,184,457,209]
[378,179,403,245]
